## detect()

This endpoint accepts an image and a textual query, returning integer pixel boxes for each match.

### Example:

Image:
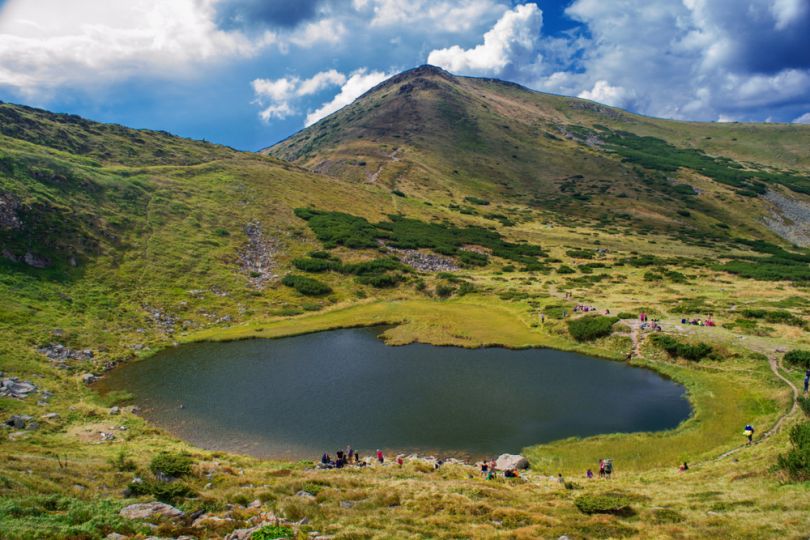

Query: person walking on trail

[376,449,384,464]
[804,369,809,394]
[604,459,613,479]
[744,424,755,444]
[599,459,606,479]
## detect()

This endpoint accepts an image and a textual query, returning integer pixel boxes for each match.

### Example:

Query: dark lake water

[99,327,690,460]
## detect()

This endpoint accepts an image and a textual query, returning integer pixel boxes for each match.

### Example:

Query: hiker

[679,462,689,472]
[744,425,754,444]
[346,445,353,461]
[605,309,610,315]
[321,453,331,465]
[541,313,545,324]
[376,449,384,464]
[804,369,809,394]
[489,459,497,472]
[504,469,517,478]
[435,459,444,470]
[557,473,565,485]
[481,461,489,474]
[486,470,496,480]
[397,455,404,467]
[604,459,613,479]
[586,469,593,479]
[354,451,360,463]
[599,459,606,479]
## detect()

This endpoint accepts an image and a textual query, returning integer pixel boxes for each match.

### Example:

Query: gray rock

[109,406,120,415]
[339,501,354,509]
[6,415,32,429]
[105,533,128,540]
[0,378,37,399]
[119,501,184,520]
[494,453,529,471]
[80,373,97,384]
[41,413,60,420]
[25,421,39,431]
[295,490,315,499]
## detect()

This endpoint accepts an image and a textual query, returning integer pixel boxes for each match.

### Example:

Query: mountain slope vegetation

[1,72,809,539]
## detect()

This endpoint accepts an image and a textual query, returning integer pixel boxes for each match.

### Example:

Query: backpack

[605,459,613,473]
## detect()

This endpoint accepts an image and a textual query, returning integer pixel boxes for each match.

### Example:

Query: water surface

[99,327,690,459]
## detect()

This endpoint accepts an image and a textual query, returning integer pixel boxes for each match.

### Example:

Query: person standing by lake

[376,449,384,464]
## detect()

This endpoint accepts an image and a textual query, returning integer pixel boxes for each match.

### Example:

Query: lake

[98,327,690,460]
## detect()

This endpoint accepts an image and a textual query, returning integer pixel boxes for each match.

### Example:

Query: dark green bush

[150,452,192,478]
[356,273,402,288]
[459,251,488,267]
[777,422,810,481]
[436,284,455,298]
[784,350,810,368]
[463,196,490,205]
[557,265,575,274]
[574,494,634,516]
[650,334,713,361]
[799,397,810,418]
[567,316,619,342]
[127,479,195,504]
[282,274,332,296]
[292,257,340,273]
[566,249,595,259]
[252,525,295,540]
[391,189,406,197]
[741,309,804,327]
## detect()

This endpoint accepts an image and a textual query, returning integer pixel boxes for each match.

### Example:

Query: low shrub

[777,422,810,481]
[742,309,804,327]
[464,196,490,205]
[459,250,488,266]
[650,334,713,361]
[292,257,340,273]
[126,479,195,504]
[567,315,619,342]
[799,397,810,418]
[282,274,332,296]
[784,350,810,368]
[252,525,295,540]
[356,273,402,288]
[150,452,193,478]
[557,265,575,274]
[436,284,455,298]
[574,494,634,516]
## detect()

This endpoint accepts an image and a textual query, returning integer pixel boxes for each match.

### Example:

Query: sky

[1,0,809,151]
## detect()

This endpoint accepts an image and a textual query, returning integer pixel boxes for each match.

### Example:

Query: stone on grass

[119,501,184,520]
[495,454,529,470]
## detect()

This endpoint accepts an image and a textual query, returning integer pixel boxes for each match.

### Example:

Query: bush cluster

[741,309,804,327]
[778,422,810,482]
[574,494,634,516]
[650,334,713,361]
[567,315,619,342]
[295,208,544,264]
[150,452,193,478]
[282,274,333,296]
[784,350,810,368]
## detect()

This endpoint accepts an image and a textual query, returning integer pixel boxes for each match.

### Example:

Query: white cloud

[305,68,392,126]
[427,3,542,76]
[289,18,347,48]
[253,69,348,123]
[358,0,506,33]
[0,0,275,95]
[578,81,634,108]
[794,112,810,124]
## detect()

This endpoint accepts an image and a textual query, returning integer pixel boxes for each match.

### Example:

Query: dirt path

[713,355,799,461]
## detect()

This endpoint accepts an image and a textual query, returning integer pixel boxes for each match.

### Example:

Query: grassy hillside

[0,87,809,539]
[267,65,810,248]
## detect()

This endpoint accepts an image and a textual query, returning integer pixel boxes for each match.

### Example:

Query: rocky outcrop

[0,192,22,230]
[119,501,184,520]
[385,246,459,272]
[0,377,36,399]
[38,343,94,364]
[494,453,529,470]
[239,221,278,288]
[762,190,810,247]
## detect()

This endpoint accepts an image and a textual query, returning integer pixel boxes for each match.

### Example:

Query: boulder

[109,406,121,415]
[494,454,529,471]
[105,534,128,540]
[119,501,184,520]
[80,373,97,384]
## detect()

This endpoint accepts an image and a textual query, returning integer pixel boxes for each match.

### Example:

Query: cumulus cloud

[305,68,392,126]
[427,3,542,76]
[794,112,810,124]
[253,69,347,122]
[0,0,275,94]
[578,81,634,109]
[355,0,506,32]
[288,18,347,47]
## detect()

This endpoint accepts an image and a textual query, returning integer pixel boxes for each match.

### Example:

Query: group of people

[319,446,389,469]
[478,459,520,480]
[573,304,600,313]
[681,317,716,327]
[585,458,613,479]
